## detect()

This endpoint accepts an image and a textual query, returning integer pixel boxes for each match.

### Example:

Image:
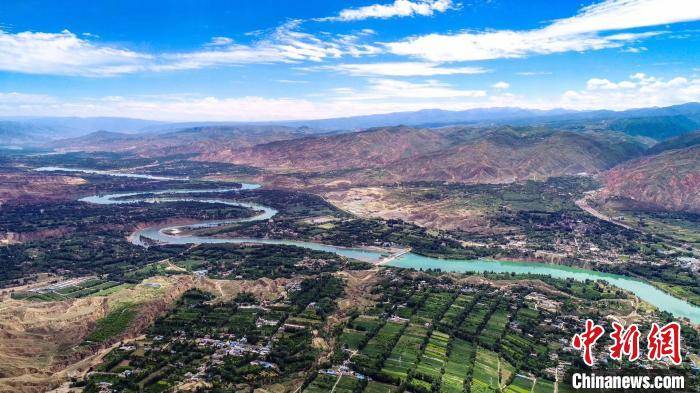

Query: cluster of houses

[196,336,272,360]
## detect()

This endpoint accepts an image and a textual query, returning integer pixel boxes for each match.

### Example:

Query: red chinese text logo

[609,322,640,362]
[572,319,605,366]
[572,320,683,366]
[647,322,682,365]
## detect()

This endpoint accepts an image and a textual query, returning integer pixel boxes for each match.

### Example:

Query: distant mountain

[0,117,164,143]
[145,102,700,139]
[269,103,700,139]
[0,125,40,146]
[268,108,578,131]
[488,103,700,141]
[607,115,699,139]
[4,102,700,147]
[51,125,312,156]
[50,130,141,149]
[204,126,648,184]
[645,130,700,155]
[602,145,700,213]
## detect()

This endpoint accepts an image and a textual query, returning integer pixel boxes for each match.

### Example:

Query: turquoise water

[36,166,700,323]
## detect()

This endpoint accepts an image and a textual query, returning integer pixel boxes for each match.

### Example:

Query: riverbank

[38,166,700,324]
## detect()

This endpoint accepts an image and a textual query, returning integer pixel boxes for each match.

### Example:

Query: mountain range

[50,126,310,156]
[202,126,648,184]
[3,102,700,146]
[3,103,699,214]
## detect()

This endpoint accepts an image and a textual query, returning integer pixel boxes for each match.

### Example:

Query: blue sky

[0,0,699,121]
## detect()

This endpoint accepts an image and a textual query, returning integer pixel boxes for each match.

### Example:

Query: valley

[1,108,699,393]
[4,0,700,391]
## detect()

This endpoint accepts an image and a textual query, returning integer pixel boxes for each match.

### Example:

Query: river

[35,166,700,323]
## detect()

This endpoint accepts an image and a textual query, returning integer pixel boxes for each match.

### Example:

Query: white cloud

[386,28,661,63]
[0,91,491,121]
[156,22,336,70]
[585,78,636,90]
[320,0,455,22]
[0,29,151,77]
[308,62,488,76]
[206,36,234,46]
[0,92,56,104]
[517,71,552,76]
[154,22,381,71]
[4,72,700,121]
[562,73,700,109]
[0,22,381,76]
[544,0,700,35]
[332,78,486,100]
[492,81,509,89]
[385,0,700,62]
[276,79,309,84]
[621,46,647,53]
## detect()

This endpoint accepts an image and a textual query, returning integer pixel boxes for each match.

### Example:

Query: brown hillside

[199,125,471,171]
[204,126,646,184]
[382,131,646,183]
[601,145,700,213]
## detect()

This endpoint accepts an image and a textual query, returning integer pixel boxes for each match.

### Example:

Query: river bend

[35,166,700,323]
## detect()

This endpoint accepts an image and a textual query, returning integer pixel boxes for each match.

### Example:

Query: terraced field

[340,315,384,350]
[415,330,449,383]
[304,373,360,393]
[364,381,397,393]
[478,302,511,349]
[505,375,534,393]
[439,293,475,329]
[411,292,454,324]
[441,338,474,393]
[353,320,406,374]
[381,323,429,381]
[345,286,572,393]
[470,347,514,393]
[457,297,497,338]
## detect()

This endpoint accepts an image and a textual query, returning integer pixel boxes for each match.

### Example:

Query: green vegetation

[172,243,369,279]
[73,263,700,392]
[304,373,338,392]
[2,152,699,392]
[397,176,599,214]
[84,274,346,392]
[381,323,428,382]
[441,338,474,393]
[86,304,138,343]
[478,303,510,349]
[353,321,405,378]
[196,189,495,260]
[470,347,514,393]
[504,375,534,393]
[305,373,361,393]
[364,381,397,393]
[414,330,449,384]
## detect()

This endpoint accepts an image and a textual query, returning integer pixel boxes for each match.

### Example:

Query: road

[575,193,633,230]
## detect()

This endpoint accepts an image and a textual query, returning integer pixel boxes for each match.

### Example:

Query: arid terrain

[600,145,700,213]
[1,103,699,392]
[0,172,85,206]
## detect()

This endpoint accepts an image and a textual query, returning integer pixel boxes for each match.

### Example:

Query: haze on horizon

[1,0,700,122]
